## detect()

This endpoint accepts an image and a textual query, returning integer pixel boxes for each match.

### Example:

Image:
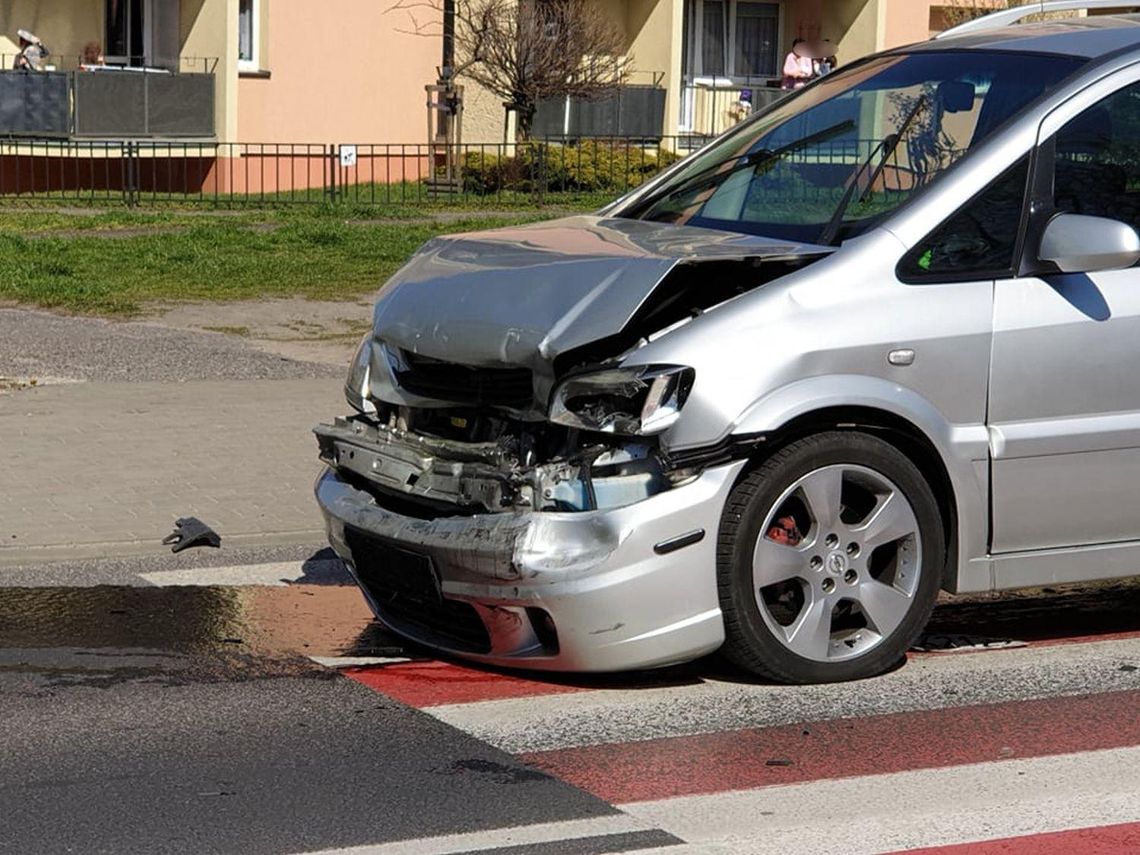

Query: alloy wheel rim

[752,464,922,663]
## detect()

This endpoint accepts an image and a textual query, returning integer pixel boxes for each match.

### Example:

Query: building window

[688,0,780,81]
[105,0,144,65]
[238,0,259,71]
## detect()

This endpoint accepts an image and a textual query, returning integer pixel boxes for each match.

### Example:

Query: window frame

[896,153,1035,284]
[238,0,260,73]
[1017,65,1140,277]
[688,0,784,82]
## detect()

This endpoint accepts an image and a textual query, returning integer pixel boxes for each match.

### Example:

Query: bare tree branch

[390,0,633,139]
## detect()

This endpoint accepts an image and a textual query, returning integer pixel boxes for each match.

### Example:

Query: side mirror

[1038,213,1140,274]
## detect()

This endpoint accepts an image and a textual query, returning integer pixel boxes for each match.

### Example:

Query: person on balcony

[782,38,814,90]
[81,41,105,69]
[13,29,47,71]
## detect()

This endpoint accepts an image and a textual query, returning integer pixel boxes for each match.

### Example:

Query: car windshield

[618,50,1085,245]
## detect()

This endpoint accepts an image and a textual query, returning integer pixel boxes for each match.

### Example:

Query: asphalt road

[3,566,1140,854]
[1,664,631,854]
[0,569,641,855]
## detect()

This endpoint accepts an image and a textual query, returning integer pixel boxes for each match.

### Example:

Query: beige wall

[625,0,684,145]
[182,0,237,143]
[237,0,439,144]
[0,0,102,67]
[462,83,512,144]
[884,0,935,48]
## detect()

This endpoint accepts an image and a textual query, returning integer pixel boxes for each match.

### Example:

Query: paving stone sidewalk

[0,379,345,565]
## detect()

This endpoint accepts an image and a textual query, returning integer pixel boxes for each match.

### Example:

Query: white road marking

[426,635,1140,753]
[621,745,1140,855]
[289,813,654,855]
[140,559,345,587]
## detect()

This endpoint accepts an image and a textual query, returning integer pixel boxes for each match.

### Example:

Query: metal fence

[0,131,929,210]
[0,138,697,207]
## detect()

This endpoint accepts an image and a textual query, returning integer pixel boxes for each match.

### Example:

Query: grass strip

[0,213,557,315]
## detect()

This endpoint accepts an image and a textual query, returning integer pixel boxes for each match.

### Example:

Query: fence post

[327,143,338,204]
[123,141,138,208]
[533,142,546,207]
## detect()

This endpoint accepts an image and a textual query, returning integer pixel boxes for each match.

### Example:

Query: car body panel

[990,268,1140,553]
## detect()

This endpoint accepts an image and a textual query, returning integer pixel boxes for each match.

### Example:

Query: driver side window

[1052,81,1140,230]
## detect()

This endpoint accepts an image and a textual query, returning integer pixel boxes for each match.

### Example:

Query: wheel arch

[725,376,994,597]
[756,406,956,576]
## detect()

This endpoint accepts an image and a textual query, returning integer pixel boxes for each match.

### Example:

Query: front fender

[732,374,992,593]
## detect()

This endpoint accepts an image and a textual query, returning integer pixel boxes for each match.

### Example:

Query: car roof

[904,14,1140,59]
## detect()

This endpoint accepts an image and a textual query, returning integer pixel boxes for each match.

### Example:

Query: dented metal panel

[370,215,830,370]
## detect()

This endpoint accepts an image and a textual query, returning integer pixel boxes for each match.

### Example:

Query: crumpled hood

[372,215,830,370]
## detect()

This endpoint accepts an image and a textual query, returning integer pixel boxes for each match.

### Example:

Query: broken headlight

[344,334,377,415]
[549,365,695,435]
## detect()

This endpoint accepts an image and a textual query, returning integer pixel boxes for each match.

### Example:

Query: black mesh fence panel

[0,72,69,136]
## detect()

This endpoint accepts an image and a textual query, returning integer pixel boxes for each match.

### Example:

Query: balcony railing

[681,75,790,138]
[0,54,218,74]
[532,70,669,140]
[0,63,216,139]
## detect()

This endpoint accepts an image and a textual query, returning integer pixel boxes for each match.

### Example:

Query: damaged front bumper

[314,433,744,671]
[314,416,671,513]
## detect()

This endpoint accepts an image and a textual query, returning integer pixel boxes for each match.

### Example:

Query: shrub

[461,150,506,194]
[459,141,680,196]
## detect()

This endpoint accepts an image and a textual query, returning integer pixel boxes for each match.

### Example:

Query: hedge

[460,141,681,195]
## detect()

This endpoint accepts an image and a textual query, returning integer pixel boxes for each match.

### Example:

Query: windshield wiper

[817,96,927,247]
[631,119,856,217]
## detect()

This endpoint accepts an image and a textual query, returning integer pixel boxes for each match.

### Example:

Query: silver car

[315,3,1140,683]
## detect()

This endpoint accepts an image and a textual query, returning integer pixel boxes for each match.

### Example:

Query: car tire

[717,431,945,684]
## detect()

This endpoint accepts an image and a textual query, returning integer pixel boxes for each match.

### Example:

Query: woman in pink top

[782,38,815,90]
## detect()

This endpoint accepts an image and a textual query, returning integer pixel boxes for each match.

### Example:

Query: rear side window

[1052,81,1140,230]
[899,156,1029,280]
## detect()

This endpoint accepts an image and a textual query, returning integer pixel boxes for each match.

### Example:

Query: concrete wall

[0,0,102,67]
[237,0,440,144]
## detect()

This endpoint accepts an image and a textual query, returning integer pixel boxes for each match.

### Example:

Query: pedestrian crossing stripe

[326,633,1140,854]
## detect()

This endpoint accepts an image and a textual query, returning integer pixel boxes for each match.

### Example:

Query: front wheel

[717,431,945,684]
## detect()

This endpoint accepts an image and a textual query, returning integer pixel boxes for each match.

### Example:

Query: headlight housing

[549,365,695,435]
[345,334,377,415]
